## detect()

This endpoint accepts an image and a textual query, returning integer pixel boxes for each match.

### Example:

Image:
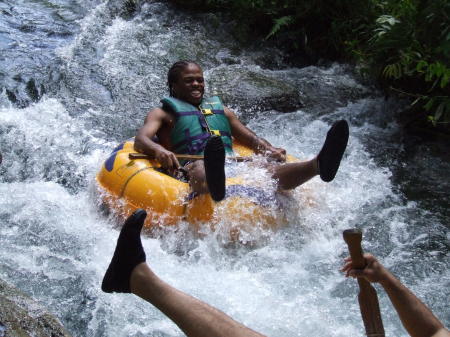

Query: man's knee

[185,160,207,192]
[186,160,205,181]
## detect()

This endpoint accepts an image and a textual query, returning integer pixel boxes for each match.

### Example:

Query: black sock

[101,209,147,293]
[318,120,349,182]
[204,136,226,201]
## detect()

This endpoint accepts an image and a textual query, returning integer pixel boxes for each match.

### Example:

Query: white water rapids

[0,1,448,336]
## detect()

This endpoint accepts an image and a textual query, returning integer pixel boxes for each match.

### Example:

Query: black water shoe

[318,120,349,182]
[101,209,147,293]
[204,136,226,201]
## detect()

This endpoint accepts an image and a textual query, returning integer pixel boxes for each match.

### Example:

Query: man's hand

[154,147,180,175]
[265,145,287,162]
[341,253,390,284]
[253,137,286,162]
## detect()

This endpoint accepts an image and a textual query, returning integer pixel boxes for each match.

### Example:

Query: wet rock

[5,90,17,104]
[205,64,373,122]
[122,0,140,18]
[0,0,93,109]
[25,79,40,102]
[278,65,374,116]
[0,278,72,337]
[106,0,142,19]
[3,77,45,107]
[207,65,304,119]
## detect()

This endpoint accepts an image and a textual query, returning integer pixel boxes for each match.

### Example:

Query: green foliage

[373,15,400,39]
[367,0,450,125]
[170,0,450,127]
[266,16,293,39]
[424,96,450,126]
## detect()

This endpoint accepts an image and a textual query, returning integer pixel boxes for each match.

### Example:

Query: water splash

[0,1,448,337]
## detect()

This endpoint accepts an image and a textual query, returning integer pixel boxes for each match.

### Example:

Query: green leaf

[434,102,444,121]
[383,63,403,79]
[424,98,435,111]
[432,62,445,77]
[441,73,449,88]
[265,16,293,39]
[416,60,428,73]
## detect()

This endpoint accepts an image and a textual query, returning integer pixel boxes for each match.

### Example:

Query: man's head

[167,60,205,106]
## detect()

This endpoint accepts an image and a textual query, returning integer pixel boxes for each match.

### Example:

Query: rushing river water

[0,1,449,336]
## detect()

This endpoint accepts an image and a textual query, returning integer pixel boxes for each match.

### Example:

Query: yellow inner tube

[96,140,298,233]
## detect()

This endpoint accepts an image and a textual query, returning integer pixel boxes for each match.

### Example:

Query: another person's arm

[224,106,286,162]
[342,254,449,337]
[134,108,180,172]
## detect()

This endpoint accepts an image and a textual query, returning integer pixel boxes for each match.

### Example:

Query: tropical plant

[170,0,450,127]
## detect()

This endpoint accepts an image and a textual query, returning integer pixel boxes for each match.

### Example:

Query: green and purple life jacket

[161,96,234,155]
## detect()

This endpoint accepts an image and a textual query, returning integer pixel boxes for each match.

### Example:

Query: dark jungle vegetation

[169,0,450,131]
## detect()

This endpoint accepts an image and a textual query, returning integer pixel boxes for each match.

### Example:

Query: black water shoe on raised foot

[101,209,147,293]
[318,120,349,182]
[204,135,226,202]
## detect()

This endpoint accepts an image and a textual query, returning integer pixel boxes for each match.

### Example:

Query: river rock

[205,64,372,122]
[207,65,304,120]
[278,65,373,116]
[0,278,72,337]
[2,77,46,108]
[106,0,142,19]
[0,0,93,108]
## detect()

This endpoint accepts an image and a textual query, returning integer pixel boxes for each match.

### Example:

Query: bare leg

[184,136,226,201]
[185,160,209,194]
[272,120,349,190]
[130,263,266,337]
[271,157,319,190]
[102,210,265,337]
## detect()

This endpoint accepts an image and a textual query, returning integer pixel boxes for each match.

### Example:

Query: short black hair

[167,60,200,96]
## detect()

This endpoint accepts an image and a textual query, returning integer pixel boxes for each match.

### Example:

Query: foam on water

[1,98,449,337]
[0,97,111,189]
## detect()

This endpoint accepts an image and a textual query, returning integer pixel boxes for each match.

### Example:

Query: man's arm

[134,108,180,171]
[224,107,286,162]
[342,254,449,337]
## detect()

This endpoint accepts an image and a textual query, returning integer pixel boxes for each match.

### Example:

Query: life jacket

[161,96,234,155]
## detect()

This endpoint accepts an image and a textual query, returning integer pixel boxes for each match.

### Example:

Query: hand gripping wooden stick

[343,229,385,337]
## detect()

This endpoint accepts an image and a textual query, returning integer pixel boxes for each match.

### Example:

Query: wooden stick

[343,229,385,337]
[128,153,252,162]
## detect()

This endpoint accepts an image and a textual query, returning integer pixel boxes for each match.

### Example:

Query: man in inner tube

[134,60,349,202]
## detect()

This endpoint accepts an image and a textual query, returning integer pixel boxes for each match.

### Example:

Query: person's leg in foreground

[102,209,265,337]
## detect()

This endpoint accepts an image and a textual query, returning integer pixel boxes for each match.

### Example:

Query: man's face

[172,63,205,105]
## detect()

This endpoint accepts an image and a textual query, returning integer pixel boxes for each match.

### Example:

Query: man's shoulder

[148,106,170,115]
[144,107,172,123]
